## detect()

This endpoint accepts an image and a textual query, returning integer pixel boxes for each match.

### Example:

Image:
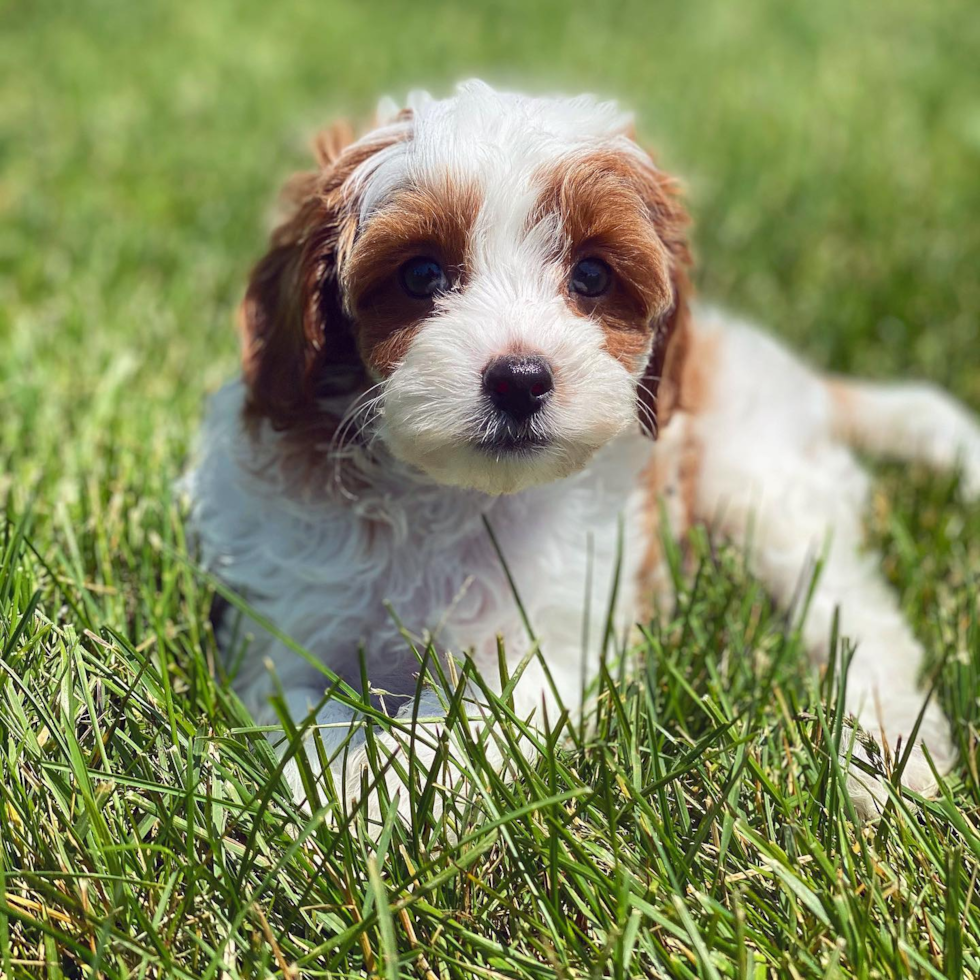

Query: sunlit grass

[1,0,978,975]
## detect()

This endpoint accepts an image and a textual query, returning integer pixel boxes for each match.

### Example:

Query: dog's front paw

[842,722,952,821]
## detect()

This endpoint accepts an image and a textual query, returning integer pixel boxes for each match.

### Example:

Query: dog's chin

[383,432,604,495]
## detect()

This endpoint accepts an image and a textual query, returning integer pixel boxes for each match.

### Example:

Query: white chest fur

[184,381,655,722]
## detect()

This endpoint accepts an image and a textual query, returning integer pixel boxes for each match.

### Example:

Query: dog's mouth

[473,418,550,457]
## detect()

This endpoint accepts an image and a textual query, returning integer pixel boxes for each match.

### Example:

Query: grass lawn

[2,0,980,976]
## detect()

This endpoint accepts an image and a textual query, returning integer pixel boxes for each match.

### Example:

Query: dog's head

[241,81,692,494]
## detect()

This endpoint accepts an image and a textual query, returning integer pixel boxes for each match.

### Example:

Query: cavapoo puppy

[185,80,980,821]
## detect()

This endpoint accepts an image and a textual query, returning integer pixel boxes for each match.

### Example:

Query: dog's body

[185,82,980,819]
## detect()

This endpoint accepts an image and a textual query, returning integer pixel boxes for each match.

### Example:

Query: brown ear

[239,187,362,429]
[633,160,694,437]
[239,120,400,430]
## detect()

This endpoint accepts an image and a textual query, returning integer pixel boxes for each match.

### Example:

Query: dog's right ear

[239,119,407,429]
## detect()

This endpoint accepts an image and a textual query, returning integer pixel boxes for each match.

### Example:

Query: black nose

[483,355,554,423]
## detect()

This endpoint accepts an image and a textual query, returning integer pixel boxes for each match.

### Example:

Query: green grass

[1,0,980,975]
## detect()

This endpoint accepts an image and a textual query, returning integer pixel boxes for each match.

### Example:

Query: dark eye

[570,257,612,297]
[399,256,448,298]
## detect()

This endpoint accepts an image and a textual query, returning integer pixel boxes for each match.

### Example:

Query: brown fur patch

[534,149,693,435]
[824,376,860,443]
[345,181,480,375]
[239,125,409,435]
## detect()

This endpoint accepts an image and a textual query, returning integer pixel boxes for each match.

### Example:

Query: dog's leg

[754,503,950,817]
[275,688,367,813]
[827,376,980,499]
[690,318,964,816]
[697,446,954,817]
[277,683,516,834]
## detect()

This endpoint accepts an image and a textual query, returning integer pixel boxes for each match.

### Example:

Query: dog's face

[242,82,691,494]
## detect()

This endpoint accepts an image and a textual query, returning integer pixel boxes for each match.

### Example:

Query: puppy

[185,80,980,821]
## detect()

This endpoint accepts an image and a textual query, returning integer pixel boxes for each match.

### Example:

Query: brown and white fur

[184,81,980,821]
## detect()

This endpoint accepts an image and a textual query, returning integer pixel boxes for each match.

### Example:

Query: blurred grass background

[3,0,979,490]
[1,0,979,976]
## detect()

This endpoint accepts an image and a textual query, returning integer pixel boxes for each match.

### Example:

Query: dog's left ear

[633,160,694,437]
